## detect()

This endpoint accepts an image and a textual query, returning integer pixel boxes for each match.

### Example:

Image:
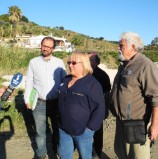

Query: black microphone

[0,73,23,101]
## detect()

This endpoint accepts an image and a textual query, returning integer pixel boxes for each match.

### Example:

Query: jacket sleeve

[140,63,158,107]
[87,80,105,131]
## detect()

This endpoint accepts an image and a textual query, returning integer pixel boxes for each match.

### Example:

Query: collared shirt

[24,55,66,103]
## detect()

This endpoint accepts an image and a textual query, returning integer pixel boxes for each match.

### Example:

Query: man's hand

[26,103,31,109]
[0,87,6,97]
[149,107,158,142]
[149,124,158,141]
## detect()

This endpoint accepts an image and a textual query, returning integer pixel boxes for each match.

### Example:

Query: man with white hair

[110,32,158,159]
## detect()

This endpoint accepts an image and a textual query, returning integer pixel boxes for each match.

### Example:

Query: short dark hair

[41,37,56,49]
[88,51,100,65]
[95,54,100,65]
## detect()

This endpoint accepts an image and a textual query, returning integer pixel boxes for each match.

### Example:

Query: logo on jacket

[126,70,132,75]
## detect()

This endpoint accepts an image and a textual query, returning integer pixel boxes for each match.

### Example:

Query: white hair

[120,32,144,52]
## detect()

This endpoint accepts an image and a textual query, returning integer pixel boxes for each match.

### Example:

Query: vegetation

[143,45,158,62]
[0,97,24,130]
[0,46,39,75]
[151,37,158,45]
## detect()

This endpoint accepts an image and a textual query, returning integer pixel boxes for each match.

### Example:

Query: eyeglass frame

[67,61,82,65]
[41,44,54,50]
[119,44,125,48]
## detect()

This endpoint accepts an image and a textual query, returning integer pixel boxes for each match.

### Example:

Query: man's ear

[131,44,136,50]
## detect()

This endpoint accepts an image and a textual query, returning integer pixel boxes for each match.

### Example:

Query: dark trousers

[46,99,59,153]
[93,123,103,156]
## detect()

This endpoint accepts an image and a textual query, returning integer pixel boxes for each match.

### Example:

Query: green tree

[98,37,104,40]
[59,26,64,30]
[151,37,158,45]
[0,14,10,22]
[71,35,84,46]
[8,5,22,41]
[21,15,29,23]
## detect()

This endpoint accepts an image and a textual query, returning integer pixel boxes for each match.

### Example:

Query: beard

[118,50,126,62]
[41,51,52,57]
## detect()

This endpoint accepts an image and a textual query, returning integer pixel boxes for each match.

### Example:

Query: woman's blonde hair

[68,51,93,75]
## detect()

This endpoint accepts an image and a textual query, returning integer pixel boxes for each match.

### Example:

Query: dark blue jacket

[58,74,105,135]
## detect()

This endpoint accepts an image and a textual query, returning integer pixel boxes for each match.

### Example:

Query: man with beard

[24,37,66,159]
[110,32,158,159]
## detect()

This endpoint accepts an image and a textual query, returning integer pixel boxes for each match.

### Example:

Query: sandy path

[1,116,158,159]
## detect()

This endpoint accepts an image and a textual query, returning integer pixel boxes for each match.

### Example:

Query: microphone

[1,73,23,101]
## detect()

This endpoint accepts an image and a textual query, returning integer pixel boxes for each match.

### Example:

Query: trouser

[33,100,47,158]
[114,119,150,159]
[58,128,94,159]
[93,123,103,156]
[33,99,59,157]
[46,99,59,153]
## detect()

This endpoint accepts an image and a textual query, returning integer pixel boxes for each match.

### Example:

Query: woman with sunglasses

[57,52,105,159]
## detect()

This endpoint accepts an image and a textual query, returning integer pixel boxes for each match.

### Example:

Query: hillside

[0,14,118,53]
[0,13,158,70]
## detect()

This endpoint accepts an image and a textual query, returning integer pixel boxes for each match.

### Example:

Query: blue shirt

[58,74,105,135]
[24,55,66,103]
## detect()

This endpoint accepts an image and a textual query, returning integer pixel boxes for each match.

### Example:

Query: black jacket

[58,74,105,135]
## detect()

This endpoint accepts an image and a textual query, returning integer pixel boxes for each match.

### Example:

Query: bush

[0,46,40,75]
[143,51,158,62]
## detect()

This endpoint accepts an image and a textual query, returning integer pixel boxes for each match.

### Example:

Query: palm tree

[8,5,22,41]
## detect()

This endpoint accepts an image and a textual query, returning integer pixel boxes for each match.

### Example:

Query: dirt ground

[0,114,158,159]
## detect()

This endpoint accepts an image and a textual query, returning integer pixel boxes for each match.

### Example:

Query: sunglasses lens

[72,62,76,65]
[67,61,77,65]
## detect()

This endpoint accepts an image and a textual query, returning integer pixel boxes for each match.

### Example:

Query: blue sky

[0,0,158,45]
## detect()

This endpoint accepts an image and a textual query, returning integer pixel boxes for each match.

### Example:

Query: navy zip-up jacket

[58,74,105,135]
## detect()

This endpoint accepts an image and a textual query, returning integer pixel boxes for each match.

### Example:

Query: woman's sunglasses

[67,61,82,65]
